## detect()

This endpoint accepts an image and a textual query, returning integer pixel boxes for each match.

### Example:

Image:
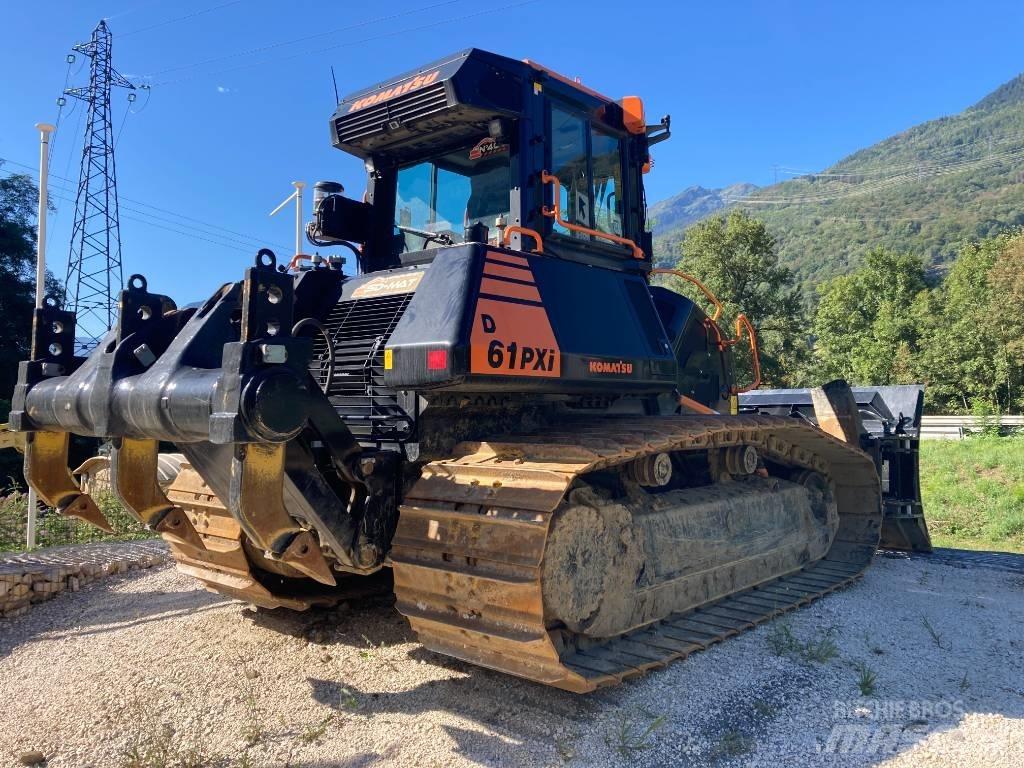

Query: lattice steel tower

[64,20,135,345]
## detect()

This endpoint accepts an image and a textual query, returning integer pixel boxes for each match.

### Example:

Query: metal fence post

[26,488,38,550]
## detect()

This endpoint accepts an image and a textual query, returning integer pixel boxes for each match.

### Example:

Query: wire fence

[0,487,155,554]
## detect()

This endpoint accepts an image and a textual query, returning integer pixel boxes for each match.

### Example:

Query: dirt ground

[0,551,1021,767]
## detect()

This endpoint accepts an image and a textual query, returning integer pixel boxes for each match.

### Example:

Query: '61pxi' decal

[470,252,561,378]
[470,298,560,377]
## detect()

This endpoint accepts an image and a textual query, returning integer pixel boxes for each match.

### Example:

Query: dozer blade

[110,437,205,550]
[24,430,113,532]
[740,383,932,553]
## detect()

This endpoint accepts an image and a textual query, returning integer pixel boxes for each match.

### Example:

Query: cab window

[591,126,623,237]
[395,140,511,252]
[550,106,590,240]
[548,103,626,243]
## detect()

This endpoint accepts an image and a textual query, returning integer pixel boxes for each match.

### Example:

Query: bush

[0,487,154,553]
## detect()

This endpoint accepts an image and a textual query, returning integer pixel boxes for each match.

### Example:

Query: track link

[390,414,881,692]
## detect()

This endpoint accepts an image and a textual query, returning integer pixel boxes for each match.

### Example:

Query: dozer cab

[9,50,928,692]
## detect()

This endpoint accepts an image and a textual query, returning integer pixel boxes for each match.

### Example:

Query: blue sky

[2,0,1023,306]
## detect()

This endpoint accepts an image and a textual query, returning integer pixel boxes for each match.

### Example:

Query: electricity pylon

[64,20,135,348]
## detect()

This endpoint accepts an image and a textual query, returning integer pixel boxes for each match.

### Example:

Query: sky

[2,0,1024,307]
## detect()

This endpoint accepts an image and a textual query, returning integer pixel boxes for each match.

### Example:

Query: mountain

[653,73,1024,294]
[648,183,758,233]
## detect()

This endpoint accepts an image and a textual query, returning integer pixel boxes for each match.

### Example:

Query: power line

[148,0,539,87]
[119,0,246,37]
[759,129,1024,190]
[46,189,262,256]
[726,144,1024,205]
[1,156,291,252]
[146,0,461,78]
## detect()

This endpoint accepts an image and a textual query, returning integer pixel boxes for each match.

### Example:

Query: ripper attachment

[11,250,391,584]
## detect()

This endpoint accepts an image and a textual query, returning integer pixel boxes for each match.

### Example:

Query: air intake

[312,291,415,445]
[334,82,449,145]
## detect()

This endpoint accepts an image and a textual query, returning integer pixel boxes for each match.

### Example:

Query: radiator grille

[311,292,415,444]
[334,82,449,144]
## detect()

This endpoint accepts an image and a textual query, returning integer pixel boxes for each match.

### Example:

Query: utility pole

[269,181,307,262]
[64,20,135,349]
[26,123,56,550]
[34,124,55,308]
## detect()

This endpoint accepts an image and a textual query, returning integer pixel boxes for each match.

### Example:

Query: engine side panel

[380,243,677,393]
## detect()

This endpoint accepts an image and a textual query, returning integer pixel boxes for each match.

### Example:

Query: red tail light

[426,349,448,370]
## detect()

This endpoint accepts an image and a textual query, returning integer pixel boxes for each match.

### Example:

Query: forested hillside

[654,73,1024,295]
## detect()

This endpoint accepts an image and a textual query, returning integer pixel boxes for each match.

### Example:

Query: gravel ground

[0,554,1021,768]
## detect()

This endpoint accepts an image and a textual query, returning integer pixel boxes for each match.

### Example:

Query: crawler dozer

[9,50,929,691]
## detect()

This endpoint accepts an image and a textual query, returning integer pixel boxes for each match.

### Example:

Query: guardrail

[920,415,1024,440]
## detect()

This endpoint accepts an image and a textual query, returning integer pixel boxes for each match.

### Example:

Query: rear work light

[426,349,448,370]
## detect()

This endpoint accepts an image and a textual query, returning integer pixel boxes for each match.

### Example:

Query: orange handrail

[651,267,762,393]
[650,268,724,322]
[501,226,544,254]
[678,394,718,415]
[288,253,314,271]
[540,171,646,259]
[728,313,762,393]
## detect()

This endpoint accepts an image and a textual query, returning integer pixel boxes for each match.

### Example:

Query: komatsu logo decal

[351,271,424,299]
[588,359,635,375]
[346,70,442,113]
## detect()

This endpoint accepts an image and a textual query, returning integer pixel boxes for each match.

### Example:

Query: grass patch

[766,621,838,663]
[715,729,755,757]
[855,661,878,696]
[752,699,776,717]
[920,435,1024,553]
[921,616,950,650]
[239,671,265,747]
[298,714,336,745]
[605,711,666,757]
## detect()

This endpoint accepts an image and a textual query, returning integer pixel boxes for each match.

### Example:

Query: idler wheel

[541,489,645,636]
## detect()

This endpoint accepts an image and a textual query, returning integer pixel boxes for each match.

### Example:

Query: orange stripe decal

[487,253,531,267]
[483,262,535,282]
[480,277,542,303]
[471,250,560,378]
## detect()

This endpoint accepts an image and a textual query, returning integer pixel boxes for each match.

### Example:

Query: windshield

[394,137,511,252]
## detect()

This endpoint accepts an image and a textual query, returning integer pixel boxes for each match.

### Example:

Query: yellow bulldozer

[8,50,929,691]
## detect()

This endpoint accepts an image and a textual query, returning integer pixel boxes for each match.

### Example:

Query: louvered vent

[334,82,449,145]
[311,292,414,444]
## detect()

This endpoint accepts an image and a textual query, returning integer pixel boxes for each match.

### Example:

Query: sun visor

[330,49,524,160]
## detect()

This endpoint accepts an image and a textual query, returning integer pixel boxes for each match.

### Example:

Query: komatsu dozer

[9,50,930,692]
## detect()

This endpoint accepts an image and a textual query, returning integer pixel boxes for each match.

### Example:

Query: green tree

[812,248,927,386]
[0,171,41,411]
[916,232,1024,413]
[671,210,807,387]
[0,170,44,485]
[988,233,1024,411]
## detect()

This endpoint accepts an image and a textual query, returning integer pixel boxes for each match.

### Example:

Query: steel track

[389,414,882,692]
